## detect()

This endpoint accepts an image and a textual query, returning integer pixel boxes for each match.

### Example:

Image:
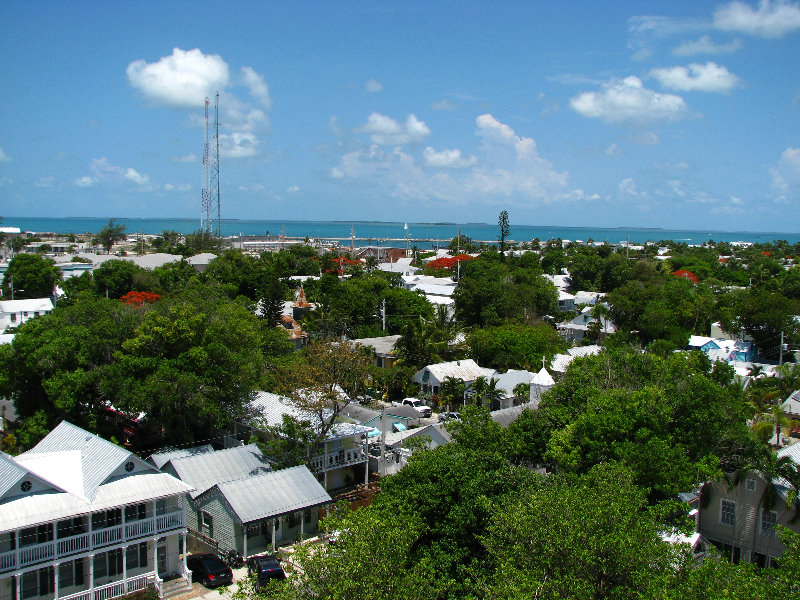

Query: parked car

[187,553,233,588]
[391,397,432,418]
[438,411,460,422]
[247,554,286,590]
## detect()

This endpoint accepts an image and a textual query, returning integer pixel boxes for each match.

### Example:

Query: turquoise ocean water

[3,217,799,247]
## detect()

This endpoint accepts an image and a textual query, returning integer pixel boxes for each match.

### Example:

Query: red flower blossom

[426,254,477,271]
[120,291,161,306]
[670,269,699,284]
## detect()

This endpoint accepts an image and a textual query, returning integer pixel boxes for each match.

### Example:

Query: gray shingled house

[150,444,332,557]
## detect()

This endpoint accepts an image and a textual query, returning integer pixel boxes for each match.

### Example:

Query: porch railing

[309,447,367,473]
[0,510,185,575]
[59,572,159,600]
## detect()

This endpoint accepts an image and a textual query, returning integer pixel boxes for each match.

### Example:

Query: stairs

[161,575,192,599]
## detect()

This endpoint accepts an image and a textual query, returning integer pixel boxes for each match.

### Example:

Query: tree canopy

[1,253,61,299]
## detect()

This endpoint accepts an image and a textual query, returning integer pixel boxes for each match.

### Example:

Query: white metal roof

[246,392,372,441]
[531,367,555,387]
[214,465,332,524]
[0,298,54,313]
[1,421,193,531]
[1,470,193,532]
[165,444,272,499]
[492,370,535,397]
[19,421,140,501]
[148,445,215,470]
[413,359,495,385]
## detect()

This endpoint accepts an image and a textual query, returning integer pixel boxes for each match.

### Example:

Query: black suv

[247,554,286,590]
[187,553,233,588]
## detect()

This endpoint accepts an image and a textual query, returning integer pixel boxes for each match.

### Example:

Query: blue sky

[1,1,799,232]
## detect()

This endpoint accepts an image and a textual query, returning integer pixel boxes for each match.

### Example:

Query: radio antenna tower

[201,93,221,238]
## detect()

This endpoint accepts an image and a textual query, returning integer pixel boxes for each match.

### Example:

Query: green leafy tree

[0,294,141,443]
[92,259,144,299]
[467,322,567,370]
[497,210,510,260]
[96,219,127,254]
[1,253,61,299]
[276,340,374,457]
[110,283,264,447]
[484,463,681,600]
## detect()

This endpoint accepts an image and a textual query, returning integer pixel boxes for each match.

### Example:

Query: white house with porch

[0,421,193,600]
[154,445,331,559]
[232,392,374,492]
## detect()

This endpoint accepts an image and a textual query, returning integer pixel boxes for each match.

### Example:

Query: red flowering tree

[120,291,161,306]
[425,254,477,271]
[670,269,699,284]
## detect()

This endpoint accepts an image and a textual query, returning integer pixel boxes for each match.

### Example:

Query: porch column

[182,532,188,575]
[363,437,369,484]
[53,562,60,600]
[243,526,248,560]
[14,529,19,570]
[122,545,127,592]
[323,470,328,491]
[152,538,158,577]
[300,512,305,541]
[89,553,95,596]
[15,573,21,600]
[271,519,276,553]
[121,505,127,543]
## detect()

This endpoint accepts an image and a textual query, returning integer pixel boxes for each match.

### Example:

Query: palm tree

[590,303,611,341]
[440,376,466,411]
[513,382,531,404]
[485,377,504,411]
[470,376,489,406]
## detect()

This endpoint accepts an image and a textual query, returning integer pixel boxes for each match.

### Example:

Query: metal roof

[1,470,193,532]
[19,421,139,501]
[148,445,215,470]
[246,392,372,441]
[0,452,28,499]
[492,370,535,397]
[412,359,495,385]
[349,335,400,356]
[214,465,332,524]
[0,298,54,313]
[166,444,272,499]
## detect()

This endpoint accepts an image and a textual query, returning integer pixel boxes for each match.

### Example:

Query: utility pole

[779,331,785,366]
[381,298,386,331]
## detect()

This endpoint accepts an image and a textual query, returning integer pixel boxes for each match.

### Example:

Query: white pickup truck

[391,397,432,418]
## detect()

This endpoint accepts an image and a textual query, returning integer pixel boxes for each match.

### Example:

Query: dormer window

[745,478,756,491]
[20,480,32,493]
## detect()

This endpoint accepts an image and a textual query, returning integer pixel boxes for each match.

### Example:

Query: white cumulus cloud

[365,79,383,93]
[242,66,272,109]
[423,147,478,168]
[163,183,191,192]
[650,62,741,93]
[75,158,152,189]
[570,76,687,126]
[770,147,800,198]
[331,115,584,207]
[0,146,10,162]
[359,113,431,145]
[432,99,458,111]
[75,176,96,188]
[171,153,199,163]
[287,185,300,194]
[127,48,230,107]
[714,0,800,38]
[673,34,742,56]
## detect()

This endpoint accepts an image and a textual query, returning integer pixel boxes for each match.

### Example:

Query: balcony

[0,511,185,575]
[309,447,367,473]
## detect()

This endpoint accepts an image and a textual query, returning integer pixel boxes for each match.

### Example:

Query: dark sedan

[187,553,233,588]
[247,554,286,590]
